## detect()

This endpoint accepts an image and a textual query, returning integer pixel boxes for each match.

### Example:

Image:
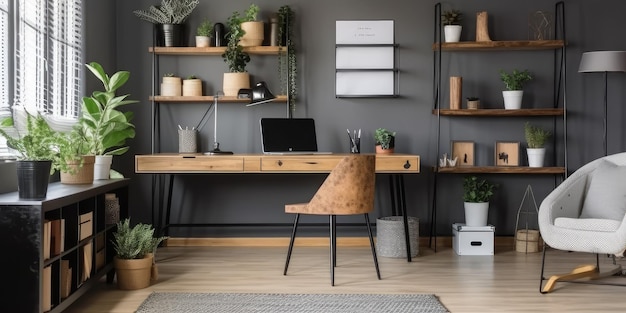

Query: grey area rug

[135,292,450,313]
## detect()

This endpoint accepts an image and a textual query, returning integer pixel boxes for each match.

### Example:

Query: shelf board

[432,108,564,116]
[150,95,288,103]
[149,46,287,55]
[435,166,565,174]
[432,40,565,51]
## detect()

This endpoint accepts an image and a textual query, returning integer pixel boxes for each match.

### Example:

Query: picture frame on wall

[495,141,520,166]
[451,141,475,166]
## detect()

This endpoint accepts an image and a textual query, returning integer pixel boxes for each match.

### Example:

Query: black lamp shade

[249,81,276,106]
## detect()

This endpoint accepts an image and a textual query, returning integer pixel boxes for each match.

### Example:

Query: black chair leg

[365,213,381,280]
[284,213,300,275]
[330,214,336,286]
[332,215,337,268]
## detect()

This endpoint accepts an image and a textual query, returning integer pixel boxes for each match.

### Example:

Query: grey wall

[83,0,626,237]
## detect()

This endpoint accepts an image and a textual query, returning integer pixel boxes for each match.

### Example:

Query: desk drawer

[136,155,244,172]
[376,155,420,172]
[260,156,343,172]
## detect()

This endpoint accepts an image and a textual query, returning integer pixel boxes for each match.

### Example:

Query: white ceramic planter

[502,90,523,109]
[444,25,462,43]
[195,36,211,47]
[464,202,489,227]
[94,155,113,180]
[527,148,546,168]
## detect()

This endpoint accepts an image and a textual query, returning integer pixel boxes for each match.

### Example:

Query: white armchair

[539,152,626,293]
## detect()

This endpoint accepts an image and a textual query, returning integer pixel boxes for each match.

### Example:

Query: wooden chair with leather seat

[283,154,381,286]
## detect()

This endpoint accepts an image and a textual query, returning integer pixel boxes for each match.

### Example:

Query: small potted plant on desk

[0,110,57,199]
[463,176,497,227]
[524,122,551,168]
[500,69,533,110]
[374,128,396,154]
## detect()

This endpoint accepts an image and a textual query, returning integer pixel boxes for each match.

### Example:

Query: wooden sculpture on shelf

[476,11,492,42]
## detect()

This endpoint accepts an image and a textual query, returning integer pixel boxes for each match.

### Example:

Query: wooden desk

[135,153,420,261]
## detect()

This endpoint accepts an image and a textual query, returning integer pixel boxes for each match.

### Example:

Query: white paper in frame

[336,71,395,96]
[336,46,395,69]
[336,20,394,44]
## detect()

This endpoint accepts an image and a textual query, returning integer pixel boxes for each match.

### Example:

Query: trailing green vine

[278,5,297,115]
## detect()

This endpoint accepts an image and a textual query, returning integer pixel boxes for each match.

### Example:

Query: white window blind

[0,0,83,155]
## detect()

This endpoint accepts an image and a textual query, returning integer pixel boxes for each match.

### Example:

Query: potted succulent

[222,8,252,96]
[442,9,462,43]
[500,69,533,109]
[524,122,551,167]
[133,0,200,47]
[161,73,182,96]
[195,18,213,47]
[112,218,163,290]
[374,128,396,154]
[278,5,297,115]
[182,75,202,96]
[239,4,263,47]
[0,110,57,200]
[463,176,497,227]
[80,62,137,180]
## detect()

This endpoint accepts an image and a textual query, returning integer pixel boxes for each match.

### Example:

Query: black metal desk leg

[389,174,411,262]
[164,174,175,236]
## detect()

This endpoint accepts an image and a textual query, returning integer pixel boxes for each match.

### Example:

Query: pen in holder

[178,128,198,153]
[350,138,360,154]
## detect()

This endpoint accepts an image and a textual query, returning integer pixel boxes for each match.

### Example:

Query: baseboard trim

[166,236,515,249]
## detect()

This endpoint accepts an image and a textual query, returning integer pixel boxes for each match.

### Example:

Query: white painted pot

[527,148,546,168]
[94,155,113,180]
[464,202,489,227]
[444,25,462,43]
[502,90,523,109]
[195,36,211,47]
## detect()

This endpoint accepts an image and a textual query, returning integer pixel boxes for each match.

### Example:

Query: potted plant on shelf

[442,9,462,43]
[500,69,533,110]
[222,8,252,96]
[53,127,95,185]
[278,5,297,115]
[239,4,264,47]
[80,62,137,180]
[463,176,497,227]
[112,218,163,290]
[133,0,200,47]
[0,110,57,200]
[374,128,396,154]
[161,73,182,96]
[182,75,202,96]
[195,18,213,47]
[524,122,551,168]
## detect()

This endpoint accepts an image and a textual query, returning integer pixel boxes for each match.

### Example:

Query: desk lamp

[246,81,276,106]
[205,91,233,155]
[578,51,626,156]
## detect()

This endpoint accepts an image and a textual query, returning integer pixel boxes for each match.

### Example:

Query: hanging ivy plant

[277,5,297,115]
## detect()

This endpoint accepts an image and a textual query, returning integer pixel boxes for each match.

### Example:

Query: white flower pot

[444,25,462,43]
[94,155,113,180]
[195,36,211,47]
[464,202,489,227]
[502,90,523,109]
[527,148,546,168]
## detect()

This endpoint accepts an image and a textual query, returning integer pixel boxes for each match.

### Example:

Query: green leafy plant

[51,126,91,174]
[524,122,551,148]
[278,5,297,115]
[79,62,137,156]
[164,73,176,77]
[222,10,251,72]
[499,69,533,91]
[112,218,156,259]
[196,18,213,37]
[244,4,260,22]
[133,0,199,24]
[374,128,396,150]
[0,111,58,163]
[186,75,198,79]
[463,176,497,203]
[442,9,462,25]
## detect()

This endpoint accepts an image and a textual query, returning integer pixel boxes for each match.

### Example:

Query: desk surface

[135,153,420,174]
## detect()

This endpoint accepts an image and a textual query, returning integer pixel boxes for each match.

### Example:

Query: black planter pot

[16,160,52,200]
[155,24,185,47]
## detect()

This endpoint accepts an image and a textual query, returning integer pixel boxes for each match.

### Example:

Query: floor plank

[64,245,626,313]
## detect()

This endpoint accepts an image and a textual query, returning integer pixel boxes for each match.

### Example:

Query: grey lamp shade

[578,51,626,73]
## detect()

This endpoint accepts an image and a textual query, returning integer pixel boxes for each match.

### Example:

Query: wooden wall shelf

[432,108,564,116]
[435,166,565,174]
[432,40,565,51]
[149,46,286,55]
[150,95,288,103]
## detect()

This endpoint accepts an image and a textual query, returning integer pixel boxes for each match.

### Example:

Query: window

[0,0,83,155]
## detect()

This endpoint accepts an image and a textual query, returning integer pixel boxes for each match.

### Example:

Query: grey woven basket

[376,216,419,258]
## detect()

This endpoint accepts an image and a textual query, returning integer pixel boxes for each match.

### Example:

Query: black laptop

[260,118,331,154]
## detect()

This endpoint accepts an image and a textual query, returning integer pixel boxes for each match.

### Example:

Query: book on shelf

[43,220,51,260]
[50,219,65,256]
[61,259,72,299]
[81,242,93,282]
[79,212,93,240]
[42,265,52,311]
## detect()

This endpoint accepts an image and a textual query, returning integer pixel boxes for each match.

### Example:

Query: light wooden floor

[64,244,626,313]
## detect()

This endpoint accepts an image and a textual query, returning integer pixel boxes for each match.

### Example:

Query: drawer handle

[182,156,196,159]
[403,160,411,169]
[305,162,318,165]
[277,160,283,166]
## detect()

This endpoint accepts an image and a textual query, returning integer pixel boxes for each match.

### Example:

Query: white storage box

[452,223,495,255]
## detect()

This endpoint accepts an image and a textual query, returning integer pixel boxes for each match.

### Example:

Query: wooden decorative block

[495,141,520,166]
[451,141,475,166]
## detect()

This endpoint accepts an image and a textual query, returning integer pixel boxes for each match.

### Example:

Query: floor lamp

[205,91,233,155]
[578,51,626,156]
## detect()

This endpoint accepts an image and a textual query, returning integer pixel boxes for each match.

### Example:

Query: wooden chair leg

[364,213,381,280]
[542,264,598,293]
[283,213,300,275]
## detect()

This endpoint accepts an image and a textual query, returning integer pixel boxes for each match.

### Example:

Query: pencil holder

[350,138,360,154]
[178,129,197,153]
